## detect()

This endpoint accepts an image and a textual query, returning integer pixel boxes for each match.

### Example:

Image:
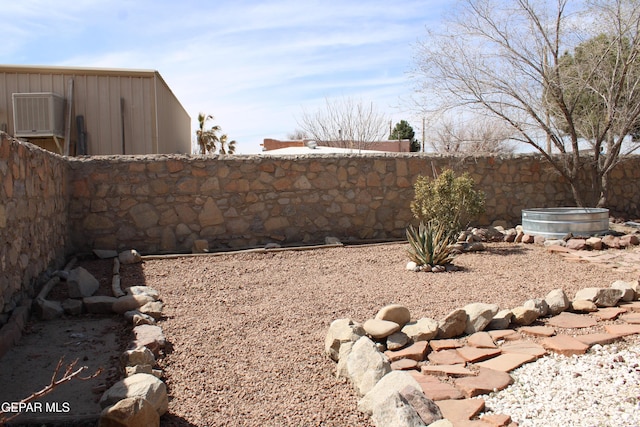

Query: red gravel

[122,242,636,427]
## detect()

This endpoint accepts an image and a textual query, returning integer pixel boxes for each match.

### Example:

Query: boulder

[399,385,443,425]
[566,238,587,250]
[121,346,156,368]
[601,235,621,249]
[124,310,157,326]
[570,300,598,313]
[357,370,421,415]
[83,296,117,314]
[346,336,391,396]
[386,331,409,351]
[401,317,438,342]
[192,239,209,254]
[139,301,164,320]
[67,267,100,298]
[511,306,539,326]
[363,319,401,339]
[486,309,513,330]
[130,325,166,356]
[98,396,159,427]
[126,286,160,300]
[544,239,566,247]
[125,365,154,377]
[545,289,570,315]
[336,341,355,379]
[119,249,142,264]
[99,373,167,416]
[463,303,500,334]
[523,298,549,317]
[113,295,155,314]
[437,309,467,339]
[324,318,365,362]
[574,287,624,307]
[370,390,425,427]
[34,298,63,320]
[375,304,411,327]
[620,234,640,247]
[611,280,637,302]
[585,237,603,250]
[93,249,118,259]
[62,298,83,316]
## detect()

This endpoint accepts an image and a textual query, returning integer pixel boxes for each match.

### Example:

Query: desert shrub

[406,220,456,267]
[410,169,485,235]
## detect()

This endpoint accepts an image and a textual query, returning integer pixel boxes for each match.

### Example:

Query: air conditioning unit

[12,92,65,138]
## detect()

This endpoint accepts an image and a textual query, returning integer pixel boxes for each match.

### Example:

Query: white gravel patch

[482,342,640,427]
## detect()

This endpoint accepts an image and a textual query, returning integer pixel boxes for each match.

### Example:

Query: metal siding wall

[154,76,191,154]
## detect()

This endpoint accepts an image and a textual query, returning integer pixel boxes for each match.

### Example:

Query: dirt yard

[117,242,637,427]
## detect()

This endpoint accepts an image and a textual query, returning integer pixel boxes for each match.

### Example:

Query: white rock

[67,267,100,298]
[346,336,391,396]
[545,289,570,315]
[119,249,142,264]
[99,373,167,416]
[402,317,438,342]
[406,261,418,271]
[610,280,637,302]
[358,370,421,415]
[574,287,624,307]
[463,302,500,334]
[370,390,425,427]
[324,318,365,362]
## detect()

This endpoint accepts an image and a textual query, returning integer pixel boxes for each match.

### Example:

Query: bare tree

[286,129,309,140]
[296,97,389,150]
[413,0,640,207]
[430,115,516,154]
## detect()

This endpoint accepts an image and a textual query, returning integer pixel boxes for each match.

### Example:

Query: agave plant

[406,220,457,267]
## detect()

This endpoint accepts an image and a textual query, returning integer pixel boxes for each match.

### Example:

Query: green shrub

[406,220,456,267]
[410,169,485,235]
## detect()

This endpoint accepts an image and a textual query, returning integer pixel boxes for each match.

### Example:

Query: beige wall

[0,65,190,155]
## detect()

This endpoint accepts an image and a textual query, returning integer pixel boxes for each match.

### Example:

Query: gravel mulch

[121,242,637,427]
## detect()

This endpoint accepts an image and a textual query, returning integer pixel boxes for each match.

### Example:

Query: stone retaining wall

[0,135,69,315]
[67,153,640,254]
[3,138,640,318]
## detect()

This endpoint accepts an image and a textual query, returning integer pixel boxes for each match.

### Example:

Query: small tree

[196,113,236,154]
[411,169,485,234]
[390,120,421,152]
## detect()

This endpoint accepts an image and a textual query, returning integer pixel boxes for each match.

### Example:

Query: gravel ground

[121,242,637,427]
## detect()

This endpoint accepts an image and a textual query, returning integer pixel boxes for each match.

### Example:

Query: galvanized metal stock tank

[521,207,610,239]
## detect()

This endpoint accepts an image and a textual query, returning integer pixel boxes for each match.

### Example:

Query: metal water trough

[522,207,610,239]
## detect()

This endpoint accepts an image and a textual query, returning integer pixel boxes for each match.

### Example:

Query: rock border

[326,278,640,426]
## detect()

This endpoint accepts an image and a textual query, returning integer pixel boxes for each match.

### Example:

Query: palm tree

[196,113,221,154]
[219,134,236,154]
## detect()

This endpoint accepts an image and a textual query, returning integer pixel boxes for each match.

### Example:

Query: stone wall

[67,153,640,254]
[0,135,69,315]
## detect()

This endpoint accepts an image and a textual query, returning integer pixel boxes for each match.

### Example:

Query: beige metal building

[0,65,191,155]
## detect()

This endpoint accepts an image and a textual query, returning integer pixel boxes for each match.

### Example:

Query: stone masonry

[2,134,640,321]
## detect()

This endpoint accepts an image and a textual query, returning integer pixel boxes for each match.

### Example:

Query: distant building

[261,138,410,153]
[0,64,190,155]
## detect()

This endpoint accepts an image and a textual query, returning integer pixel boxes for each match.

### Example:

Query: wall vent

[12,92,65,138]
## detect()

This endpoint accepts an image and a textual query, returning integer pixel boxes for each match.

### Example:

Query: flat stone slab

[429,339,463,351]
[520,326,556,337]
[475,352,537,372]
[488,329,520,341]
[619,301,640,312]
[390,358,419,371]
[454,367,513,398]
[500,341,547,358]
[466,331,497,348]
[604,324,640,336]
[427,349,465,365]
[456,346,502,363]
[542,334,590,356]
[409,372,464,401]
[421,364,475,377]
[574,333,623,347]
[436,398,485,421]
[547,312,598,329]
[591,307,627,321]
[385,340,429,362]
[619,313,640,324]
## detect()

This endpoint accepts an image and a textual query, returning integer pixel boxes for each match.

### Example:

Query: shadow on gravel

[160,414,201,427]
[483,245,531,256]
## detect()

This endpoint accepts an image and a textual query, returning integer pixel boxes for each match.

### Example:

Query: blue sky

[3,0,449,153]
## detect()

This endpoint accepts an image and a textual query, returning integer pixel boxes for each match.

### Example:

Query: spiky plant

[406,220,456,267]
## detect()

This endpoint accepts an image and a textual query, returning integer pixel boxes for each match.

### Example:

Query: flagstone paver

[456,346,502,363]
[604,324,640,336]
[488,330,520,341]
[520,326,555,337]
[421,364,475,377]
[547,312,598,328]
[619,312,640,324]
[385,340,429,362]
[409,372,465,401]
[574,333,623,347]
[430,339,463,351]
[475,352,538,372]
[500,341,547,358]
[454,368,514,398]
[467,331,497,348]
[390,358,419,371]
[542,334,590,356]
[428,349,466,365]
[620,301,640,312]
[436,398,485,421]
[591,307,627,321]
